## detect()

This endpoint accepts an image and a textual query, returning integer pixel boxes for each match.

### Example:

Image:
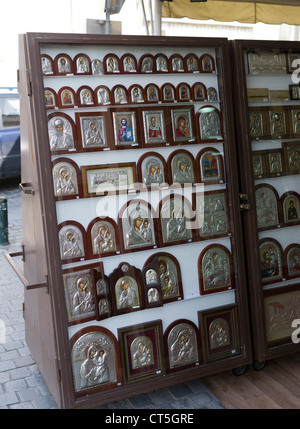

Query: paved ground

[0,179,225,410]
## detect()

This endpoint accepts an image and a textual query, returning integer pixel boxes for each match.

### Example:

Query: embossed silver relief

[209,318,230,349]
[269,111,286,137]
[97,87,110,105]
[147,288,160,304]
[48,116,74,151]
[123,56,136,72]
[122,203,155,250]
[158,256,179,299]
[91,59,103,75]
[131,336,154,369]
[52,162,78,197]
[80,89,93,105]
[142,156,165,187]
[156,56,168,72]
[114,87,127,104]
[252,154,264,176]
[202,248,231,290]
[91,221,116,254]
[247,51,287,74]
[249,111,264,138]
[57,57,71,74]
[59,226,84,260]
[41,56,52,74]
[287,247,300,277]
[255,187,278,228]
[76,56,89,73]
[171,154,194,184]
[186,56,198,72]
[80,116,106,148]
[196,193,228,237]
[200,151,222,183]
[71,332,117,392]
[287,145,300,171]
[207,87,218,102]
[161,199,192,243]
[63,270,95,322]
[141,56,153,72]
[98,298,110,316]
[168,323,198,369]
[115,276,140,310]
[268,152,282,174]
[143,111,166,144]
[199,110,221,140]
[131,86,144,103]
[145,269,158,285]
[292,110,300,135]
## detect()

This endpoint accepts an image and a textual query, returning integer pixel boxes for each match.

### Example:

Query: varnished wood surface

[203,353,300,409]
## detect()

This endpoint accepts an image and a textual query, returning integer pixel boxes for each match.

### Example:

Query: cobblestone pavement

[0,179,225,410]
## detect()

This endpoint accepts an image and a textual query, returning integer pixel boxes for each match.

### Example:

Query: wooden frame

[169,54,185,73]
[138,54,154,73]
[255,183,281,231]
[62,262,103,326]
[58,220,88,264]
[111,108,140,148]
[144,252,184,304]
[47,112,78,154]
[137,151,169,191]
[196,146,225,185]
[176,82,191,103]
[198,243,235,295]
[142,258,163,309]
[119,199,158,253]
[170,105,196,145]
[103,53,121,74]
[193,189,231,241]
[41,53,54,75]
[195,105,223,142]
[120,53,138,74]
[164,319,202,373]
[160,82,176,103]
[91,269,112,321]
[283,243,300,280]
[73,53,92,75]
[44,87,58,110]
[145,83,160,103]
[112,84,129,105]
[94,85,112,106]
[70,325,122,396]
[191,82,207,101]
[259,237,283,286]
[76,85,95,107]
[118,319,165,384]
[52,157,83,201]
[199,53,216,73]
[158,194,194,247]
[184,53,200,73]
[154,53,169,73]
[283,141,300,175]
[252,150,268,179]
[87,216,120,259]
[54,53,74,75]
[280,191,300,226]
[109,262,145,316]
[81,162,137,198]
[167,148,196,186]
[128,84,145,104]
[75,111,113,151]
[198,304,240,363]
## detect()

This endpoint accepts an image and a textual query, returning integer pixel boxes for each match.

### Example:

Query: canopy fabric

[161,0,300,25]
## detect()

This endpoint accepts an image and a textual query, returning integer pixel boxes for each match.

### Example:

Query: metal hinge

[239,193,250,211]
[55,357,62,383]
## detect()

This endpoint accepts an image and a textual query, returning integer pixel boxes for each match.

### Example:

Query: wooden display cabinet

[232,40,300,369]
[7,33,252,409]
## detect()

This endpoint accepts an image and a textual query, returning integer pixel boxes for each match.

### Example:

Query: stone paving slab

[0,179,225,410]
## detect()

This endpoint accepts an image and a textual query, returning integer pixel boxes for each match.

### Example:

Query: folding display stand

[232,39,300,368]
[7,33,252,409]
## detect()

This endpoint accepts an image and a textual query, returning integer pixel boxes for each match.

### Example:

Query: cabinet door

[24,33,252,408]
[233,40,300,364]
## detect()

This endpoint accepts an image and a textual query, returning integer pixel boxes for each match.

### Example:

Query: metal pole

[105,0,111,34]
[153,0,162,36]
[0,197,8,245]
[141,0,149,35]
[149,0,154,35]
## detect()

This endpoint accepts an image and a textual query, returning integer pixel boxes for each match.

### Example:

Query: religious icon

[47,113,75,152]
[142,109,167,145]
[78,87,94,106]
[291,109,300,135]
[52,159,79,199]
[112,110,138,147]
[155,54,168,72]
[200,54,215,73]
[207,87,218,102]
[44,88,57,109]
[197,147,224,184]
[192,82,207,101]
[146,84,160,102]
[197,107,222,141]
[165,320,201,371]
[169,150,195,185]
[58,222,86,263]
[281,192,300,224]
[75,54,90,74]
[95,85,111,105]
[255,184,279,230]
[58,87,76,108]
[121,54,137,73]
[160,195,193,245]
[249,110,265,139]
[91,59,103,75]
[118,320,165,383]
[170,55,184,72]
[41,54,53,75]
[129,85,144,103]
[89,219,118,256]
[139,54,154,73]
[63,265,98,324]
[185,54,199,72]
[120,200,156,251]
[70,326,122,395]
[284,244,300,279]
[198,244,233,294]
[55,54,72,75]
[269,110,286,138]
[76,113,109,149]
[104,54,120,73]
[267,150,283,175]
[113,85,128,104]
[161,83,176,102]
[259,238,283,284]
[194,190,230,240]
[176,83,191,102]
[171,107,196,143]
[285,143,300,172]
[138,152,167,188]
[198,304,239,362]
